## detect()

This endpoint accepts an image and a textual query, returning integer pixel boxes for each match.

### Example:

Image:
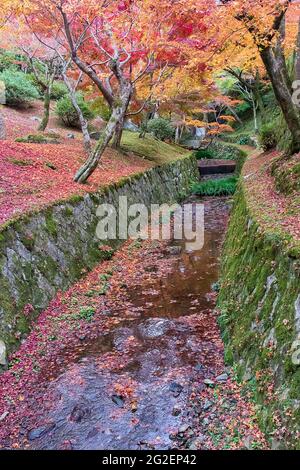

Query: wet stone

[87,427,99,439]
[139,318,172,339]
[203,399,213,411]
[169,382,183,397]
[70,404,91,423]
[195,363,204,372]
[216,373,228,383]
[188,435,205,450]
[28,423,56,441]
[172,406,182,416]
[178,424,190,434]
[203,378,215,387]
[111,395,125,408]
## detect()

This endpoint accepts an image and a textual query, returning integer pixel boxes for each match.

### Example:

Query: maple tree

[19,0,215,183]
[20,43,61,132]
[218,0,300,153]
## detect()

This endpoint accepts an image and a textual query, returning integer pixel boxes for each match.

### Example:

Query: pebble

[70,404,91,422]
[178,424,190,434]
[111,395,125,408]
[0,411,9,422]
[172,406,182,416]
[202,399,213,411]
[188,435,205,450]
[169,382,183,397]
[216,373,229,383]
[168,246,182,256]
[203,378,215,387]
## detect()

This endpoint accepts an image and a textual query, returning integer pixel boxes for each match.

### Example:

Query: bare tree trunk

[228,105,243,124]
[112,90,132,149]
[236,6,300,153]
[0,108,6,140]
[74,83,132,183]
[252,94,258,134]
[112,119,124,149]
[38,87,52,132]
[62,73,91,153]
[260,46,300,153]
[175,126,180,144]
[74,106,121,183]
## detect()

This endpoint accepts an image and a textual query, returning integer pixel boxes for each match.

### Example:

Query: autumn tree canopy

[1,0,300,181]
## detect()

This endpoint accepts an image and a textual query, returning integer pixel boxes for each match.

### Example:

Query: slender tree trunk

[254,88,265,122]
[0,108,6,140]
[112,90,132,149]
[252,96,258,134]
[74,84,132,183]
[63,73,91,153]
[233,6,300,153]
[74,107,120,183]
[175,126,180,144]
[253,70,265,124]
[38,87,52,132]
[260,46,300,153]
[228,105,243,124]
[112,119,124,149]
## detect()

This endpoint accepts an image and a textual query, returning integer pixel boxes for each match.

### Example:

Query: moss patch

[218,153,300,448]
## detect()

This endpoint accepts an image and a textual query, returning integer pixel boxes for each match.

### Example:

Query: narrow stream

[28,196,230,450]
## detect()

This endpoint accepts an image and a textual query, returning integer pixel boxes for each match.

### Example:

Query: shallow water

[29,197,230,450]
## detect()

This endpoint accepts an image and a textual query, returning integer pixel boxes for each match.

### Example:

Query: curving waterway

[23,196,230,450]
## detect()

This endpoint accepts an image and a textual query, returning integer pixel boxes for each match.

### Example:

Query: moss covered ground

[218,147,300,449]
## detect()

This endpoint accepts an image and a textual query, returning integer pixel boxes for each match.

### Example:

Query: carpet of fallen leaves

[243,149,300,243]
[0,104,152,226]
[0,237,178,448]
[0,223,267,450]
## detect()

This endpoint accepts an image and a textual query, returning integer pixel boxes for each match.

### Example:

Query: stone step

[197,159,236,175]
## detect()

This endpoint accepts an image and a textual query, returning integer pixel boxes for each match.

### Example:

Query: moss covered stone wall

[218,183,300,449]
[0,154,198,351]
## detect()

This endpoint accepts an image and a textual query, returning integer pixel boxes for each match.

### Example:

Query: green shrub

[50,81,68,100]
[90,96,111,121]
[210,141,243,160]
[55,93,95,128]
[259,123,278,151]
[193,148,214,160]
[192,176,238,196]
[238,134,254,146]
[0,70,40,107]
[147,117,174,141]
[15,134,60,144]
[0,50,20,72]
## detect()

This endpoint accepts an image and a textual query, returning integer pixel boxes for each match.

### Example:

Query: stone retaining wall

[0,154,198,351]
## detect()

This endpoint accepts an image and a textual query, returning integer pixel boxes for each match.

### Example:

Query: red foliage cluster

[0,141,151,226]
